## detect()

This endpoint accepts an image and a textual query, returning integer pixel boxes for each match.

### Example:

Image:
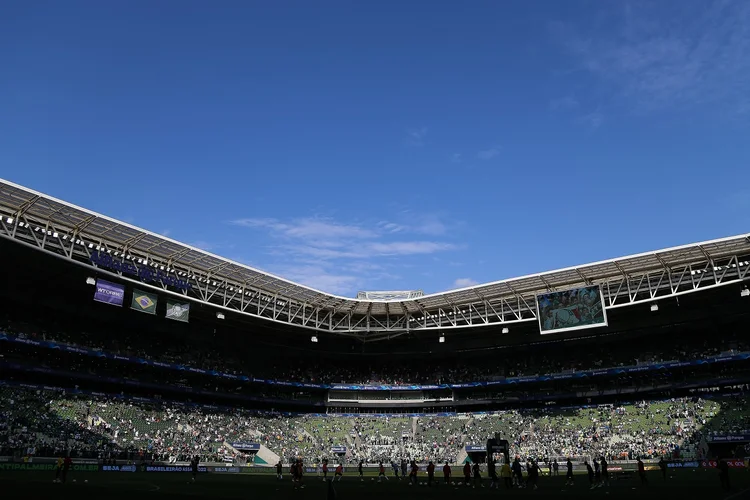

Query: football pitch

[1,469,749,499]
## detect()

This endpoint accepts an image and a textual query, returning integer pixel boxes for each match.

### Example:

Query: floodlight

[650,304,659,312]
[502,327,509,334]
[439,335,445,343]
[86,277,96,286]
[741,287,749,298]
[311,336,318,343]
[216,312,225,320]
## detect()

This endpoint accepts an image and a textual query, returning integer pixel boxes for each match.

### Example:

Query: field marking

[148,484,161,492]
[724,487,750,500]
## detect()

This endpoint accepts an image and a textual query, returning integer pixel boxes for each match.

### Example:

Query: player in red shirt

[335,463,344,482]
[426,461,435,487]
[463,462,472,486]
[443,462,452,485]
[62,456,72,483]
[322,459,328,482]
[409,460,419,486]
[378,462,389,482]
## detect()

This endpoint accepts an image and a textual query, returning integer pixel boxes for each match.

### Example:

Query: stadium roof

[1,177,749,334]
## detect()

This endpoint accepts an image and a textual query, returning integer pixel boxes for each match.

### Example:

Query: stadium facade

[1,178,750,478]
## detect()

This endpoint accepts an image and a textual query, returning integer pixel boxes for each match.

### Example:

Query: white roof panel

[1,178,748,315]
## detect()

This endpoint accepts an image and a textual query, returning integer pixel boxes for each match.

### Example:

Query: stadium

[1,177,749,500]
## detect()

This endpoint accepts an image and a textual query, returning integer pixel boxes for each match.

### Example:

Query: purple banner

[94,279,125,306]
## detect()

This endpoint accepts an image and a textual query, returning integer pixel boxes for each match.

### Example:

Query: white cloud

[377,221,407,233]
[553,1,750,114]
[578,110,604,129]
[453,278,479,288]
[550,95,580,111]
[477,147,501,160]
[230,214,460,294]
[405,127,428,146]
[276,265,360,296]
[230,218,376,239]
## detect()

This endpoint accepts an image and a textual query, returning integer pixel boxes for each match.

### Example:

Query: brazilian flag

[131,289,157,315]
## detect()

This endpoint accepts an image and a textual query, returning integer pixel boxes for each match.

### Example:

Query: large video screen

[536,285,607,334]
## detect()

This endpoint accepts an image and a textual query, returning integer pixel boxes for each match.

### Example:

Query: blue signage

[231,443,261,451]
[707,435,750,443]
[90,250,191,291]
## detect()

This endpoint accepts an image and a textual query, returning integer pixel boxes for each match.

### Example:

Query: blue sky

[1,1,749,296]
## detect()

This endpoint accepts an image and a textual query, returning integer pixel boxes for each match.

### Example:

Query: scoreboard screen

[536,285,607,335]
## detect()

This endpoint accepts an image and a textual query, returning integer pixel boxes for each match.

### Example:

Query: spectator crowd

[2,384,748,466]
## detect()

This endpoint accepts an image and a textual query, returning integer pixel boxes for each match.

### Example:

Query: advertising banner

[466,445,486,452]
[131,289,157,315]
[93,279,125,306]
[0,463,99,472]
[231,443,260,451]
[707,435,750,443]
[701,460,746,468]
[165,300,190,322]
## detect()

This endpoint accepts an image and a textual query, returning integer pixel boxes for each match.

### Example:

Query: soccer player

[658,457,667,481]
[600,457,609,487]
[593,456,600,486]
[391,460,399,478]
[528,461,540,490]
[512,458,524,488]
[472,461,482,488]
[378,462,389,482]
[718,458,730,491]
[358,460,364,481]
[501,461,512,489]
[54,456,64,483]
[61,455,72,484]
[553,459,559,476]
[400,459,407,478]
[322,459,328,482]
[565,458,574,486]
[488,459,499,489]
[276,460,283,480]
[585,461,594,487]
[409,460,419,486]
[190,455,199,482]
[297,459,306,489]
[335,463,344,482]
[426,461,435,487]
[443,462,452,485]
[463,461,472,486]
[637,458,647,485]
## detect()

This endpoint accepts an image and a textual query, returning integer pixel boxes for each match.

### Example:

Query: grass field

[1,469,749,499]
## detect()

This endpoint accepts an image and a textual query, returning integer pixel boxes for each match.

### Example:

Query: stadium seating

[1,317,747,386]
[2,384,747,464]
